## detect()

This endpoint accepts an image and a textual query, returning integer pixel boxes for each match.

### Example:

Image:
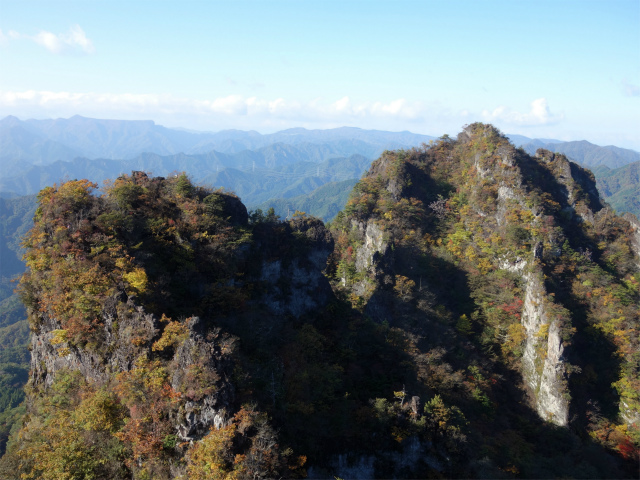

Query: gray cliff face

[171,317,235,440]
[535,149,604,224]
[620,213,640,426]
[28,292,236,442]
[354,220,388,274]
[366,152,406,202]
[339,154,396,303]
[29,294,158,389]
[498,256,569,426]
[624,213,640,271]
[519,271,569,425]
[259,256,333,318]
[485,147,571,426]
[347,219,391,300]
[257,216,335,318]
[350,219,395,322]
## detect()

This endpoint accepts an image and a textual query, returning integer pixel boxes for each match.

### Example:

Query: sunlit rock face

[520,272,569,425]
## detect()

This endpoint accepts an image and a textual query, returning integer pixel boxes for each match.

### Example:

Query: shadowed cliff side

[1,172,330,479]
[328,123,639,477]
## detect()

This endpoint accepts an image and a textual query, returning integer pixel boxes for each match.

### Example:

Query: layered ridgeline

[1,124,638,479]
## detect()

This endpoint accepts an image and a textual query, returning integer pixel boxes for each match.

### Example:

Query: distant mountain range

[2,116,637,170]
[0,146,372,208]
[507,134,640,169]
[1,116,639,221]
[0,116,434,212]
[0,115,434,164]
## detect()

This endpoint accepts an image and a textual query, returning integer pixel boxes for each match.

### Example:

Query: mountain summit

[1,124,638,479]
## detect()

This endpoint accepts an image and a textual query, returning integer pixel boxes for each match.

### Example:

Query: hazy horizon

[1,0,638,149]
[4,114,638,153]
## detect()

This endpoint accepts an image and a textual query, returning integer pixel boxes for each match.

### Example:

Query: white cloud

[3,25,94,54]
[63,25,94,53]
[3,90,636,149]
[0,90,469,133]
[34,30,64,53]
[205,95,248,115]
[481,98,563,127]
[332,96,351,113]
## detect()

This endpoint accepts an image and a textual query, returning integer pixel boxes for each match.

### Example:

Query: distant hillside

[0,195,36,278]
[507,134,563,147]
[203,155,371,207]
[519,139,639,169]
[0,195,35,455]
[1,115,207,161]
[255,178,359,221]
[0,147,372,207]
[0,122,82,167]
[594,160,640,217]
[190,126,435,155]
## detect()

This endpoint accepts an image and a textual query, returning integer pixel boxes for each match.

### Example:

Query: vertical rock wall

[28,294,236,443]
[490,147,570,426]
[520,271,569,425]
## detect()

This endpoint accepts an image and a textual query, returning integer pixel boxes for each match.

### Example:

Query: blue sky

[0,0,638,148]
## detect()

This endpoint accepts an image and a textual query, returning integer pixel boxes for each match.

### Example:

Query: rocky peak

[9,172,336,479]
[331,124,638,434]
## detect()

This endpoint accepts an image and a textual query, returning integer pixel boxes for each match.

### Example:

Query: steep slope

[329,123,639,474]
[0,173,331,479]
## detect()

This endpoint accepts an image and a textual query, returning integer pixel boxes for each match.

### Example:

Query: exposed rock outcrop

[29,292,236,441]
[482,142,571,425]
[30,293,158,389]
[624,213,640,270]
[255,215,335,318]
[519,270,569,425]
[171,317,235,440]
